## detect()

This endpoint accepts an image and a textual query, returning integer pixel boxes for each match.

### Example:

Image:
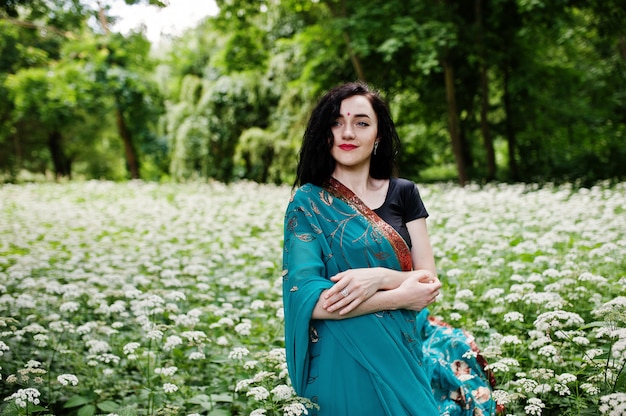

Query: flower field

[0,180,625,416]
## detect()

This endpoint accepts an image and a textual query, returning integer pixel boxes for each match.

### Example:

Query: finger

[325,287,357,312]
[330,272,346,282]
[339,298,362,315]
[323,288,350,308]
[417,274,433,283]
[326,296,350,312]
[324,282,344,299]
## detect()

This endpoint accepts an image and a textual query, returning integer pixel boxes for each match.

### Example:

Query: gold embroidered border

[324,177,413,272]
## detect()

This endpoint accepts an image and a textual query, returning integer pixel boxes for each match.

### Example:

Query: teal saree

[282,179,497,416]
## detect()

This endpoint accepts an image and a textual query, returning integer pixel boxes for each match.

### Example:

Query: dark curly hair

[294,81,401,187]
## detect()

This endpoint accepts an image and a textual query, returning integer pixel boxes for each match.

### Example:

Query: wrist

[381,287,405,310]
[379,268,404,290]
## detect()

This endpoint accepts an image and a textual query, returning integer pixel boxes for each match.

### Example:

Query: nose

[342,125,355,139]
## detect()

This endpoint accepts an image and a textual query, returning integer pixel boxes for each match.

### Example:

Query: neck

[332,166,373,195]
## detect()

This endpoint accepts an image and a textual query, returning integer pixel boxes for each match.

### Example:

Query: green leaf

[64,396,92,408]
[0,402,20,416]
[188,394,211,404]
[210,393,233,403]
[207,409,231,416]
[97,400,119,412]
[118,406,138,416]
[77,404,96,416]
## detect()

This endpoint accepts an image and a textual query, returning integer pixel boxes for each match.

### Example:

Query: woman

[282,82,496,415]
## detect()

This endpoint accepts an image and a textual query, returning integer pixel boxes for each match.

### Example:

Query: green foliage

[234,127,276,182]
[1,0,626,183]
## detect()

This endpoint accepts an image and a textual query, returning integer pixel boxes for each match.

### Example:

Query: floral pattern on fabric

[423,313,498,415]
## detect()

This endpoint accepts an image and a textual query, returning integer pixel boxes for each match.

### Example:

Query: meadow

[0,180,624,416]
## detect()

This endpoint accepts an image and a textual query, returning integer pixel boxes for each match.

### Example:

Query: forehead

[339,95,376,118]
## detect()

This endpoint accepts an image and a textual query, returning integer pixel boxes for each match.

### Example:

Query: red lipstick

[338,144,357,150]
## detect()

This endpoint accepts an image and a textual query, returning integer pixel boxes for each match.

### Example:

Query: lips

[338,144,357,150]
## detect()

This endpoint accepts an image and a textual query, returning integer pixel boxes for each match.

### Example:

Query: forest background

[1,0,625,187]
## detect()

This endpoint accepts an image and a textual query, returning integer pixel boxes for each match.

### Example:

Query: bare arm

[312,272,440,319]
[322,218,440,315]
[407,218,437,275]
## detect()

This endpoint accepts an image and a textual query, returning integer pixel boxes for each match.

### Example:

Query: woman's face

[329,95,379,172]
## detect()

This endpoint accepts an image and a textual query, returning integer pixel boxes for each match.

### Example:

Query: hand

[395,271,441,311]
[323,267,385,315]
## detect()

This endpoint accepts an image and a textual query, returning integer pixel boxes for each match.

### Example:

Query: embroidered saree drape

[282,179,497,416]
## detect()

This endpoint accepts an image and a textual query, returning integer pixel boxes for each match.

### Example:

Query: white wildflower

[554,383,570,396]
[475,319,490,329]
[155,366,178,376]
[33,334,48,347]
[163,335,183,351]
[491,389,512,406]
[580,382,599,395]
[486,358,519,373]
[500,335,522,345]
[229,347,250,360]
[146,330,163,340]
[86,339,111,354]
[247,386,270,401]
[556,373,577,384]
[455,289,475,300]
[515,378,538,393]
[482,288,505,301]
[181,330,207,343]
[235,321,252,336]
[503,311,524,323]
[3,388,41,408]
[236,378,253,392]
[524,397,545,416]
[449,313,462,321]
[271,384,295,400]
[165,291,186,301]
[251,300,265,310]
[529,368,554,380]
[534,310,585,331]
[57,374,79,386]
[59,301,80,313]
[163,383,178,393]
[533,384,552,394]
[123,342,140,355]
[189,351,206,360]
[25,360,42,368]
[0,341,9,356]
[283,402,308,416]
[268,348,287,362]
[599,393,626,416]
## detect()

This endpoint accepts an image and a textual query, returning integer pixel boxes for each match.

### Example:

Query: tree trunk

[328,0,366,81]
[98,2,140,179]
[442,57,468,186]
[344,32,366,81]
[13,133,22,175]
[502,65,519,181]
[48,130,71,178]
[475,0,496,181]
[115,96,140,179]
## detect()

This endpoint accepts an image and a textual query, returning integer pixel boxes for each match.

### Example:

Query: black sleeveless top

[373,178,428,248]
